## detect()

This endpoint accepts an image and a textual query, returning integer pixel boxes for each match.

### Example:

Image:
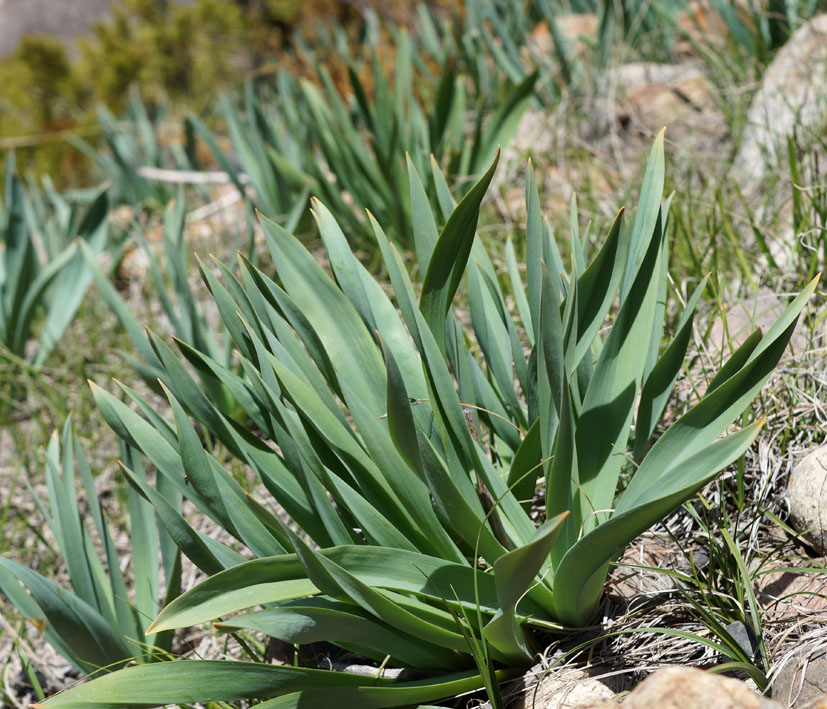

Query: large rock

[733,15,827,193]
[788,445,827,555]
[609,61,727,174]
[508,663,622,709]
[593,667,782,708]
[773,647,827,708]
[730,15,827,269]
[501,59,726,226]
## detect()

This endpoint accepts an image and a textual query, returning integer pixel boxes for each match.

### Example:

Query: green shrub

[35,135,816,707]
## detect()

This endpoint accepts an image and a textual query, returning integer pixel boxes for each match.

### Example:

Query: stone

[773,648,827,707]
[509,664,622,709]
[729,15,827,269]
[501,59,725,228]
[726,620,761,664]
[787,445,827,555]
[616,667,782,708]
[674,1,733,53]
[530,14,599,58]
[611,61,726,166]
[732,15,827,194]
[757,567,827,620]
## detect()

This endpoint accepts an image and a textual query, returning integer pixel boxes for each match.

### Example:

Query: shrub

[36,134,816,707]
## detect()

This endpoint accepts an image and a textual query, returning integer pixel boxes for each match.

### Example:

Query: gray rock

[730,15,827,270]
[788,445,827,555]
[772,647,827,708]
[727,620,761,664]
[732,14,827,192]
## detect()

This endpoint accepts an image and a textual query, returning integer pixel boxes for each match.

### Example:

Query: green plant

[0,158,106,372]
[80,191,245,418]
[37,134,815,707]
[190,44,537,248]
[0,419,181,674]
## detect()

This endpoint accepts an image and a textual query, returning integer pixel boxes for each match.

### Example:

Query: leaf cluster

[30,136,816,707]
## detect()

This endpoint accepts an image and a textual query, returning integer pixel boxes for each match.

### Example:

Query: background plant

[0,419,181,675]
[0,158,106,377]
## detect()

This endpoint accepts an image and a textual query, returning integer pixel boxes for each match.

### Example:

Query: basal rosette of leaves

[37,132,817,707]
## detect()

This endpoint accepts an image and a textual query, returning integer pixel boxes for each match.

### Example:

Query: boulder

[610,667,782,708]
[787,445,827,555]
[506,662,624,709]
[732,15,827,194]
[730,15,827,269]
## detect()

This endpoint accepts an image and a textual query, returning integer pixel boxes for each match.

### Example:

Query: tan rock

[617,667,782,708]
[530,14,598,57]
[758,566,827,620]
[612,62,726,168]
[788,444,827,555]
[675,0,731,49]
[733,14,827,192]
[674,0,752,54]
[512,665,622,709]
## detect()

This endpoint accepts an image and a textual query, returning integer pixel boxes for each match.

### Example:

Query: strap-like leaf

[420,150,499,354]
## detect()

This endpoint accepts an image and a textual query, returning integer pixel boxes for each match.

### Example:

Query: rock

[611,61,727,171]
[732,15,827,194]
[510,664,622,709]
[674,1,733,53]
[726,620,761,664]
[729,15,827,269]
[616,667,782,708]
[502,59,725,227]
[788,445,827,555]
[757,567,827,620]
[773,648,827,707]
